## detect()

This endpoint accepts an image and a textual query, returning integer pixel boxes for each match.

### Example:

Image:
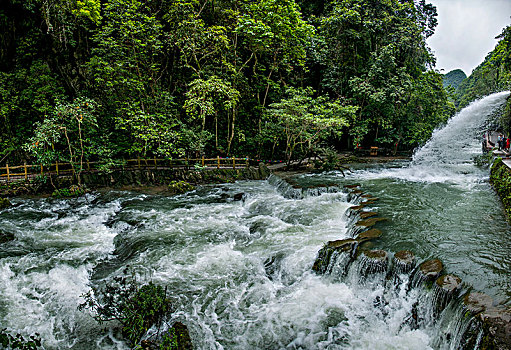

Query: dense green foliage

[457,26,511,109]
[490,157,511,219]
[0,329,42,350]
[79,272,175,347]
[1,0,454,165]
[456,25,511,133]
[442,69,466,91]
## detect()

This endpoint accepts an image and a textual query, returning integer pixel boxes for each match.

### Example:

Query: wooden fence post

[24,162,28,180]
[232,157,236,170]
[138,157,141,169]
[40,164,43,176]
[202,156,205,167]
[246,156,249,168]
[6,163,9,182]
[56,162,59,175]
[154,157,157,169]
[217,156,220,169]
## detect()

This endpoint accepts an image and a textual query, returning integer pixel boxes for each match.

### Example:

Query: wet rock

[264,252,285,280]
[359,212,378,219]
[478,308,511,350]
[418,259,443,281]
[312,239,358,274]
[361,194,373,198]
[392,250,416,274]
[436,274,462,293]
[233,193,245,201]
[361,198,379,205]
[357,228,382,240]
[0,229,15,244]
[351,190,363,194]
[355,217,387,227]
[0,197,12,209]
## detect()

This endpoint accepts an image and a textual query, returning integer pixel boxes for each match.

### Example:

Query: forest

[0,0,477,169]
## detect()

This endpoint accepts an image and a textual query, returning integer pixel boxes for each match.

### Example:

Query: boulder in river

[0,197,11,209]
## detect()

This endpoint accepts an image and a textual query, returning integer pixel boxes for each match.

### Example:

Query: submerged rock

[264,252,285,280]
[463,292,494,315]
[233,192,245,201]
[0,197,12,209]
[0,229,15,244]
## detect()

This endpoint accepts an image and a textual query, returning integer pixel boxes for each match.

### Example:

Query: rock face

[0,197,11,209]
[479,308,511,350]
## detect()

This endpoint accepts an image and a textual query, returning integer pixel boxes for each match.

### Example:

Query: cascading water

[0,92,510,349]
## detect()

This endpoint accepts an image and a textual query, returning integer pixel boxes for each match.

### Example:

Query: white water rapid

[0,92,510,350]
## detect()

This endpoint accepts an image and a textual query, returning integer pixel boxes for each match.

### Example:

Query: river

[0,91,509,349]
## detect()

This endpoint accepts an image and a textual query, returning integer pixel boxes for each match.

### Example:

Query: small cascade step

[356,228,382,240]
[392,250,416,275]
[411,258,443,288]
[358,249,388,276]
[433,274,463,315]
[312,238,359,274]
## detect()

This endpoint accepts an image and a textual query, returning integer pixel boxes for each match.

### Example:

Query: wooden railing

[0,157,253,182]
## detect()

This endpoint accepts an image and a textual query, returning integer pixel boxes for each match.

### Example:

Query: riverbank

[0,164,271,198]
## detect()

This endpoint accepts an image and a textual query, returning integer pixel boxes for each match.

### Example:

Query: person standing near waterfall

[498,134,503,150]
[506,137,510,152]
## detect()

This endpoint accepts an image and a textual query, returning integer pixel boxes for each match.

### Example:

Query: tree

[266,87,357,167]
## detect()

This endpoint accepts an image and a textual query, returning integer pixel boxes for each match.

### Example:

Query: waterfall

[355,91,511,185]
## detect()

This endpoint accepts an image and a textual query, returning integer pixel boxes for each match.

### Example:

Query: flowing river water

[0,92,510,349]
